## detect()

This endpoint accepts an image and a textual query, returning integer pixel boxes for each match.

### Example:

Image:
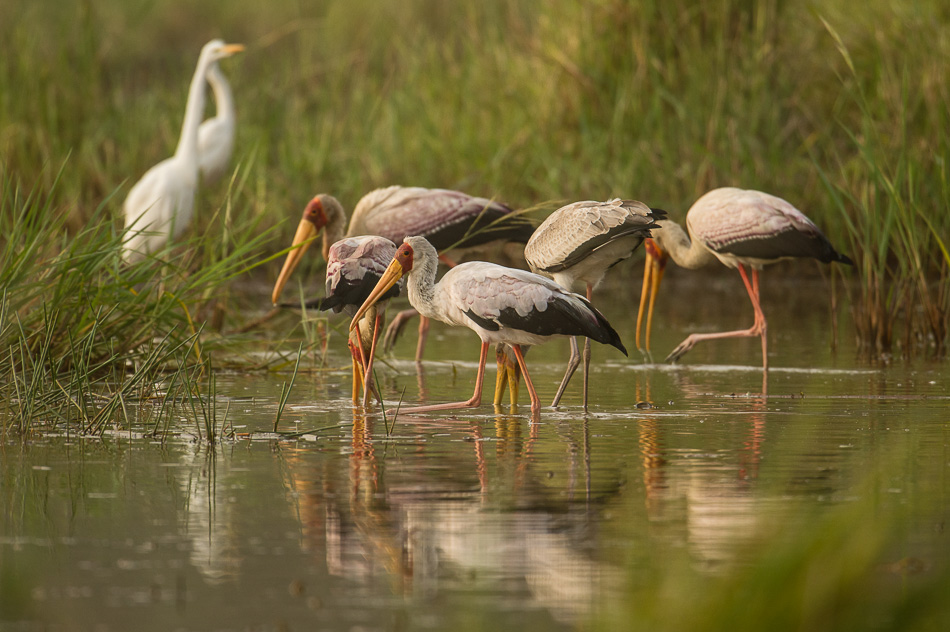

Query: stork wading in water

[350,236,628,415]
[271,189,534,361]
[275,236,399,405]
[635,187,853,368]
[122,40,244,263]
[197,59,239,184]
[524,198,665,408]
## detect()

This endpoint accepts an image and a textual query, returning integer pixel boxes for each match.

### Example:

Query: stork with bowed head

[272,188,534,361]
[121,40,244,264]
[635,187,853,368]
[350,236,628,415]
[289,236,400,405]
[524,198,665,408]
[270,198,400,405]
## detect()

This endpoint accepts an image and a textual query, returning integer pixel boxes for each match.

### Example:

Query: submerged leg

[666,264,768,366]
[550,336,581,407]
[493,344,522,407]
[582,283,594,410]
[348,338,364,403]
[635,242,667,355]
[582,337,592,410]
[493,345,508,407]
[415,316,430,362]
[510,344,540,415]
[382,308,418,352]
[399,341,488,413]
[361,312,385,408]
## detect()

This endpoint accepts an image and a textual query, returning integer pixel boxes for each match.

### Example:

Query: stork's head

[394,242,415,273]
[349,240,417,332]
[302,195,330,232]
[271,195,339,305]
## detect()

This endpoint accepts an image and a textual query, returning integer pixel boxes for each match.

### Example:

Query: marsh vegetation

[1,0,948,630]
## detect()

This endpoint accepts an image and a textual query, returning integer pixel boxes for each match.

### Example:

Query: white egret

[121,39,244,263]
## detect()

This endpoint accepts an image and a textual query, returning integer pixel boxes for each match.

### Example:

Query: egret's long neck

[653,220,717,269]
[406,251,440,320]
[174,52,212,164]
[206,62,234,122]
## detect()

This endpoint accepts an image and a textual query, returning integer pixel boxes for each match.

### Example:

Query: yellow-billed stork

[635,187,853,368]
[271,189,533,361]
[350,236,628,415]
[285,236,400,405]
[524,198,664,408]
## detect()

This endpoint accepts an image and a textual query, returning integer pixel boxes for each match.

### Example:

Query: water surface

[2,274,948,630]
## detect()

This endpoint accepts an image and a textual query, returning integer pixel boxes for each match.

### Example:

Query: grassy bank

[1,0,947,386]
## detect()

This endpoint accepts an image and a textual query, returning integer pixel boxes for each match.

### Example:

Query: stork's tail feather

[583,300,628,356]
[833,251,855,266]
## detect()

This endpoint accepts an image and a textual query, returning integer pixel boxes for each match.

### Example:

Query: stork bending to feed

[635,187,853,368]
[524,198,665,408]
[272,188,533,362]
[275,236,399,405]
[350,236,628,415]
[121,40,244,263]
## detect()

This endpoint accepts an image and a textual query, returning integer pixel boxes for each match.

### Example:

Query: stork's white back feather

[348,186,510,243]
[525,198,658,290]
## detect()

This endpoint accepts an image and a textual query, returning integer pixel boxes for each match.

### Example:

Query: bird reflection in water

[634,368,772,570]
[277,405,620,625]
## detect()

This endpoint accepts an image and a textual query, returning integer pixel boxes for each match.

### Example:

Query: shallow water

[2,273,949,630]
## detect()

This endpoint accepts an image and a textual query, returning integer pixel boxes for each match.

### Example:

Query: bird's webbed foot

[665,336,698,364]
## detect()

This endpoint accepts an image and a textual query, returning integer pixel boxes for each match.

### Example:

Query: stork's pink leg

[738,266,768,368]
[398,341,488,413]
[551,283,595,408]
[581,283,594,410]
[415,316,430,362]
[666,264,769,368]
[510,344,540,415]
[550,336,580,407]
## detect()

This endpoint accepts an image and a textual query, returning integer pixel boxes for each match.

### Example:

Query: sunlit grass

[3,0,948,359]
[0,165,273,436]
[1,0,948,436]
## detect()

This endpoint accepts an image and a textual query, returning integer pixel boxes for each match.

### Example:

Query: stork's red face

[644,238,669,269]
[303,196,329,230]
[395,243,415,273]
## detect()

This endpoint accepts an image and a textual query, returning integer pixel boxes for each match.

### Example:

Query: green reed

[0,164,274,434]
[817,18,950,357]
[2,0,948,361]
